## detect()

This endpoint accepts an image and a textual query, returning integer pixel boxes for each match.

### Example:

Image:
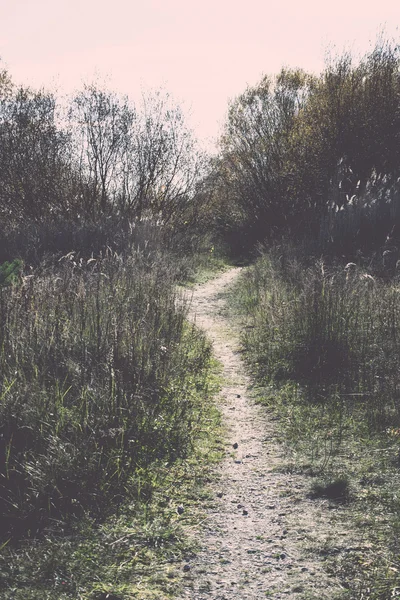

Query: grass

[0,390,224,599]
[230,250,400,598]
[0,244,226,598]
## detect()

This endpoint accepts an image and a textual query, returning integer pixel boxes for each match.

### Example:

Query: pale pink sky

[1,0,399,151]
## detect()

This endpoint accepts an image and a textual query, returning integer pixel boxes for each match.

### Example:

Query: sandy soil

[179,267,354,600]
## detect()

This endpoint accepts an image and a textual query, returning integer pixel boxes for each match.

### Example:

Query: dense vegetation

[233,252,400,597]
[0,251,208,538]
[215,38,400,263]
[0,63,213,266]
[1,32,400,598]
[0,64,221,599]
[225,38,400,598]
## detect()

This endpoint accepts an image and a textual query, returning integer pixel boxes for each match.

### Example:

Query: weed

[0,330,223,599]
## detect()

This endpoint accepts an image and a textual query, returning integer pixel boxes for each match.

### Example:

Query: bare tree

[70,85,204,225]
[70,84,133,219]
[120,90,205,224]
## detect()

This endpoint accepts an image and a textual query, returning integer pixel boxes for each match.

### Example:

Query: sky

[1,0,399,151]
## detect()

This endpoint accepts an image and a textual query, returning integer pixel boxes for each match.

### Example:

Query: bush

[235,248,400,597]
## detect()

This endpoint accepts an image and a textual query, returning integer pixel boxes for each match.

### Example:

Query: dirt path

[181,268,352,600]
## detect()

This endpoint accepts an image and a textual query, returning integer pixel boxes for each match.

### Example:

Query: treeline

[215,38,400,264]
[0,66,211,263]
[3,39,399,265]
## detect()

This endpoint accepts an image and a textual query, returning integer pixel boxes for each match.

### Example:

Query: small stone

[280,553,286,560]
[236,394,241,398]
[242,509,249,516]
[177,505,184,515]
[234,460,242,464]
[217,491,223,498]
[233,442,239,449]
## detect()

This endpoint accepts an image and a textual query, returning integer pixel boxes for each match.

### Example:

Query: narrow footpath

[181,267,354,600]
